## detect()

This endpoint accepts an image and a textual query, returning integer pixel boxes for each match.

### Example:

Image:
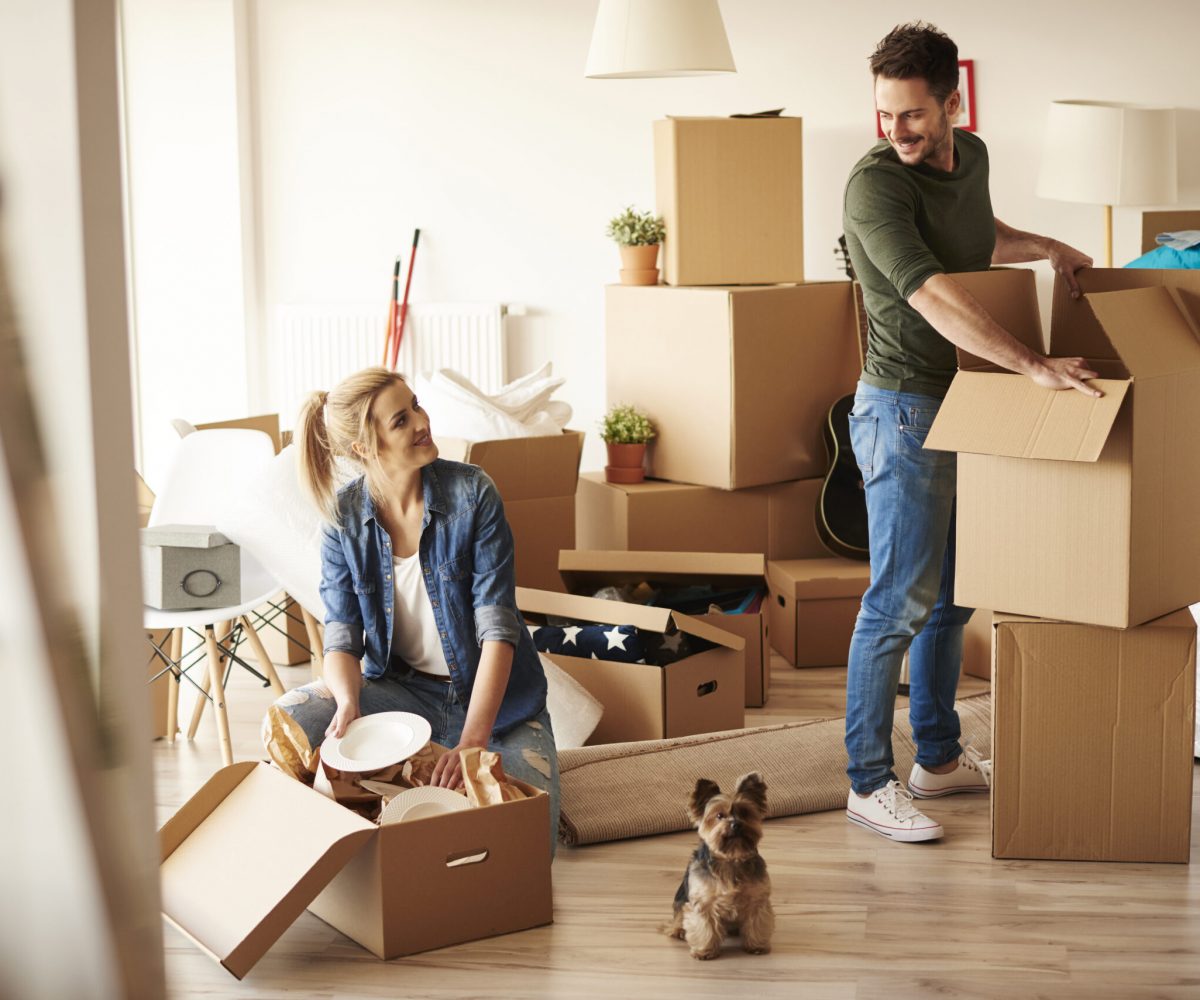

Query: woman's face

[366,379,438,475]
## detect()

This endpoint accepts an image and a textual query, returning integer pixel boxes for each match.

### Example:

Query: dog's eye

[715,811,725,820]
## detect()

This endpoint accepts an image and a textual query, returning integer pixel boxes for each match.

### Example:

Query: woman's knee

[269,680,338,746]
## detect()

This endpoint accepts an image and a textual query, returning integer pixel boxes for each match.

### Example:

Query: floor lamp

[585,0,736,78]
[1036,100,1177,268]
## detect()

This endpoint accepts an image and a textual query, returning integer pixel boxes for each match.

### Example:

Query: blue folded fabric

[1124,245,1200,269]
[1156,230,1200,251]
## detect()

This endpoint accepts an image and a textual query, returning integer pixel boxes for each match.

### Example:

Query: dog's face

[689,772,768,861]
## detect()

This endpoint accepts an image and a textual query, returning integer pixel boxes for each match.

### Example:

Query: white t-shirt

[390,553,451,677]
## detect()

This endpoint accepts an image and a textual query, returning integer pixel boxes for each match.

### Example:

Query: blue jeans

[844,382,974,795]
[271,668,560,851]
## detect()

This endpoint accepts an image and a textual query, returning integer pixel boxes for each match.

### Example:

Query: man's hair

[869,22,959,102]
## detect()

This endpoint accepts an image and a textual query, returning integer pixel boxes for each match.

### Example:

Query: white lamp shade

[585,0,736,78]
[1036,100,1177,206]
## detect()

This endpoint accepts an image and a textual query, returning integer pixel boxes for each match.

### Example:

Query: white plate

[320,711,432,773]
[379,785,472,825]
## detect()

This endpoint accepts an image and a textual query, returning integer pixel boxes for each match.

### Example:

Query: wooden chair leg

[204,624,234,767]
[301,607,325,680]
[239,614,285,697]
[185,620,230,739]
[166,627,182,744]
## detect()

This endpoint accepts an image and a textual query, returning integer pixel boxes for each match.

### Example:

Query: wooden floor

[154,654,1200,999]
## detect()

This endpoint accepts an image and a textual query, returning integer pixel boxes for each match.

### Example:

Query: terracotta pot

[618,244,660,285]
[604,442,647,483]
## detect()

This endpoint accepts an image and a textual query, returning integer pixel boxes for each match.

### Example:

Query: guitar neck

[851,281,869,370]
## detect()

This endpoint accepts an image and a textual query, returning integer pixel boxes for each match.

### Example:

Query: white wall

[130,0,1200,474]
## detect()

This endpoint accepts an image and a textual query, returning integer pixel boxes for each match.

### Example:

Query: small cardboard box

[766,558,871,667]
[558,549,772,708]
[440,430,584,592]
[605,283,860,489]
[517,585,745,744]
[160,761,552,978]
[926,273,1200,628]
[141,524,241,611]
[654,115,804,286]
[575,472,828,561]
[991,610,1196,863]
[960,608,994,681]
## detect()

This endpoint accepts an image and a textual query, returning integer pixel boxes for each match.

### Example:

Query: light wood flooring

[154,653,1200,999]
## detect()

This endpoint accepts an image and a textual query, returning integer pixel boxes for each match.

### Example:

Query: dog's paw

[690,948,721,961]
[743,943,771,955]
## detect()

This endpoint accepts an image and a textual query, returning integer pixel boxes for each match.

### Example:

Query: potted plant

[600,403,656,483]
[606,206,666,286]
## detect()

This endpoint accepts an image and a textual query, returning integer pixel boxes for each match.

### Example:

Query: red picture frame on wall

[876,59,977,137]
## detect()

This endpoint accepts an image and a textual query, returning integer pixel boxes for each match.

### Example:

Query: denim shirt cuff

[323,620,364,659]
[474,604,523,646]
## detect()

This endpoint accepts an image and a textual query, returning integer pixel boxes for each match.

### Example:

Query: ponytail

[296,389,339,525]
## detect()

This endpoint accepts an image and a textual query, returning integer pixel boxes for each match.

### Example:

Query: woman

[267,366,558,838]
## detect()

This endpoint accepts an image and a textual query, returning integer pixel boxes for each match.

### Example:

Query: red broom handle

[389,229,421,371]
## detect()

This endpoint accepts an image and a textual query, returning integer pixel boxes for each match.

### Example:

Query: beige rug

[557,692,991,846]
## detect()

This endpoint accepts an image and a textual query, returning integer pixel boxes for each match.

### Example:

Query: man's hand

[1046,239,1093,299]
[1029,355,1102,397]
[325,700,360,741]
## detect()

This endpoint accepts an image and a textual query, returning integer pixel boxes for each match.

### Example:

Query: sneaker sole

[908,781,991,799]
[846,809,944,843]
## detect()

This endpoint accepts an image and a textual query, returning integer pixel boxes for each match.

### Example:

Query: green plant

[599,403,656,445]
[605,206,666,247]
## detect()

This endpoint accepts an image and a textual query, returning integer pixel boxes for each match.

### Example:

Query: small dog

[665,771,775,960]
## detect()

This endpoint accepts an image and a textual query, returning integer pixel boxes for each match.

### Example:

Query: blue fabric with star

[527,622,713,666]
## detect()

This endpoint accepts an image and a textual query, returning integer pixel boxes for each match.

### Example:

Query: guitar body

[816,393,869,561]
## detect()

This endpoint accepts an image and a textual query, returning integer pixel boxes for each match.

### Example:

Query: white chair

[144,428,286,765]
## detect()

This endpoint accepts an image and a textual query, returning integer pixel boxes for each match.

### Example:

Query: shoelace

[882,780,922,821]
[961,743,993,787]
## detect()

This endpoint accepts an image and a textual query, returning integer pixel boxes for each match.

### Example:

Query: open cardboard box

[159,761,551,978]
[575,472,828,561]
[991,609,1196,863]
[766,557,871,668]
[516,585,745,744]
[557,549,771,708]
[440,430,584,592]
[926,270,1200,627]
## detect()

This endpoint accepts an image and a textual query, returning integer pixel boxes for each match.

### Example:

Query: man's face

[874,75,960,169]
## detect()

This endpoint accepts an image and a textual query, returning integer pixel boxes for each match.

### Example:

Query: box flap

[558,549,766,590]
[437,430,584,501]
[516,586,743,651]
[1084,286,1200,378]
[160,762,375,979]
[766,557,871,600]
[949,269,1045,370]
[996,607,1197,632]
[923,371,1130,462]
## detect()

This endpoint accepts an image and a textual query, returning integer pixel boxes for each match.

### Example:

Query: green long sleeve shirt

[843,129,996,398]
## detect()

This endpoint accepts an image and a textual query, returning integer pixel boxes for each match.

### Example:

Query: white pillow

[540,653,603,750]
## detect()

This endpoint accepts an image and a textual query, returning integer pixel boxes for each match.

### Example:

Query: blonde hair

[296,366,409,525]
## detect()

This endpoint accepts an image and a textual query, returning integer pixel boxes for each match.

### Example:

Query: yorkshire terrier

[665,772,775,960]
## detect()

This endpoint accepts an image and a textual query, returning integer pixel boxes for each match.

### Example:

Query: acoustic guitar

[815,237,870,562]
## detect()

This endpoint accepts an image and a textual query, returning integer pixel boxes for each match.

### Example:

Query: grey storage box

[141,524,241,611]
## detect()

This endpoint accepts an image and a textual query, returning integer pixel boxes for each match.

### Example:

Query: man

[841,22,1098,842]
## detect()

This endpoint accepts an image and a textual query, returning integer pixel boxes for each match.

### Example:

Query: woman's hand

[325,700,360,741]
[430,731,489,789]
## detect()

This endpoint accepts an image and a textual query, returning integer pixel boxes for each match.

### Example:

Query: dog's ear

[689,778,721,824]
[735,771,768,814]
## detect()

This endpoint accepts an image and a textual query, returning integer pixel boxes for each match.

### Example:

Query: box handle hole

[696,680,718,698]
[446,848,489,868]
[776,594,785,608]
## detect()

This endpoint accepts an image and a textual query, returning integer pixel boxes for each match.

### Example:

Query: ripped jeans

[268,667,560,850]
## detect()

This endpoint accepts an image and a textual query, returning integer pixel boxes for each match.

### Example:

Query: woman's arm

[431,640,514,788]
[323,651,364,739]
[318,521,367,738]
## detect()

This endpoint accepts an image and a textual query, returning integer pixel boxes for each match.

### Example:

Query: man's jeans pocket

[849,414,879,479]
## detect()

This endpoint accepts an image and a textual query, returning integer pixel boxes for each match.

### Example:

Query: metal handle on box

[181,569,222,599]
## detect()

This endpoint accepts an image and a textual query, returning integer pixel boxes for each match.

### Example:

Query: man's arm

[992,217,1093,299]
[908,273,1100,396]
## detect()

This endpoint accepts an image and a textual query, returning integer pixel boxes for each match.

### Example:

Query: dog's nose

[727,816,739,832]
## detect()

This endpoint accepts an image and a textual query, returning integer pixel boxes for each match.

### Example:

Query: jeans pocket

[848,414,878,478]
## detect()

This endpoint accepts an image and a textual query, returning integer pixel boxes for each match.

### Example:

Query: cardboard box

[196,412,282,454]
[575,472,828,561]
[440,431,584,592]
[654,115,804,286]
[160,761,552,978]
[926,272,1200,627]
[606,283,860,489]
[766,558,871,667]
[517,585,745,744]
[960,607,994,681]
[558,549,772,708]
[256,594,312,667]
[991,610,1196,863]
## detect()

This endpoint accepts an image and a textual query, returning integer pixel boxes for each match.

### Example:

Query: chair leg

[239,614,285,697]
[301,607,325,680]
[204,624,234,767]
[186,619,230,739]
[166,627,182,744]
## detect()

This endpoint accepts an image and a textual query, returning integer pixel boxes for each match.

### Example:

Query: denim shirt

[319,459,547,735]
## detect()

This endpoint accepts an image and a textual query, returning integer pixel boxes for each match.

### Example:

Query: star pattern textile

[530,623,647,663]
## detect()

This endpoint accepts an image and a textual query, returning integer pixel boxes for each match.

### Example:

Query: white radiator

[270,302,509,429]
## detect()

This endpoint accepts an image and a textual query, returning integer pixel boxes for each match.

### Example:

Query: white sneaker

[846,780,944,842]
[908,743,992,799]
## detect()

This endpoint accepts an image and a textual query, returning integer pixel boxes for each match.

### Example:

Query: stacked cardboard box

[926,267,1200,863]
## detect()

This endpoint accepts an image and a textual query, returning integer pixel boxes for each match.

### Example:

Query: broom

[388,229,421,371]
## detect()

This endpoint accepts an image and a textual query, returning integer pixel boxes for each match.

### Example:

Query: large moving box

[606,283,860,489]
[654,115,804,286]
[160,761,552,978]
[766,557,871,667]
[991,611,1196,863]
[558,549,772,708]
[441,431,584,592]
[575,472,827,560]
[926,276,1200,628]
[518,585,744,744]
